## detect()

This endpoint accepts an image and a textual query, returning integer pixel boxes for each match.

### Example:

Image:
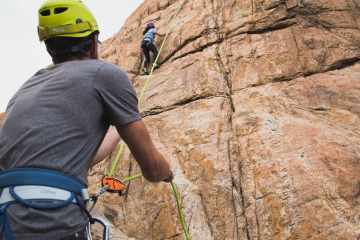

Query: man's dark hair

[45,33,95,63]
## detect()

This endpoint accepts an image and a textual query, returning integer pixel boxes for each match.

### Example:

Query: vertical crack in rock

[289,22,305,78]
[215,46,235,113]
[251,0,256,15]
[209,0,251,239]
[236,140,252,240]
[199,192,215,238]
[210,0,235,113]
[252,140,261,240]
[227,139,242,240]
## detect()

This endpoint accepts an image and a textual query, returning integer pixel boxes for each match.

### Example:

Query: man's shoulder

[94,60,128,80]
[73,59,107,72]
[61,59,115,72]
[95,60,122,72]
[60,60,126,80]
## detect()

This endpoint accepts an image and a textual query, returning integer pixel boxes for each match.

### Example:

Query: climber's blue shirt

[143,28,156,43]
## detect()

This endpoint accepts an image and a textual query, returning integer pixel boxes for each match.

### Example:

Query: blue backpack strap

[9,186,76,210]
[0,203,14,240]
[0,168,87,194]
[0,168,88,240]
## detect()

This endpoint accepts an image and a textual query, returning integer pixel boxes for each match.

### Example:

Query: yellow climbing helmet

[38,0,99,41]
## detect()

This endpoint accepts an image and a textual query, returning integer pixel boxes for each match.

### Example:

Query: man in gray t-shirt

[0,1,172,239]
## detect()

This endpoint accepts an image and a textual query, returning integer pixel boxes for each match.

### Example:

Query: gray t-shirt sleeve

[94,63,141,126]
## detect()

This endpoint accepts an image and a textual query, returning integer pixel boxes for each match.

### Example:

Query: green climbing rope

[107,0,189,178]
[105,1,192,239]
[106,143,125,177]
[122,173,143,183]
[171,181,192,240]
[119,173,192,240]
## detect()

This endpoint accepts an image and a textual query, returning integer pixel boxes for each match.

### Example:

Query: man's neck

[53,55,92,64]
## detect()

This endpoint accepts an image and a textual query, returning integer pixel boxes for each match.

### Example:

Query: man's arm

[91,126,120,166]
[92,64,172,181]
[116,120,172,182]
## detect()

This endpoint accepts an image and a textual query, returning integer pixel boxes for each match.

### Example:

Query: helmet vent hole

[40,9,51,16]
[54,7,68,14]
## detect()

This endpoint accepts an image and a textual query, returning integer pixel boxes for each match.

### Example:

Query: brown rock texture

[0,112,5,126]
[92,0,360,239]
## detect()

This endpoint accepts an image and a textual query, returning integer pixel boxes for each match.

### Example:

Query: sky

[0,0,143,111]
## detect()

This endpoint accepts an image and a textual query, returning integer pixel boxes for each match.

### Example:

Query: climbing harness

[0,168,109,240]
[99,0,192,240]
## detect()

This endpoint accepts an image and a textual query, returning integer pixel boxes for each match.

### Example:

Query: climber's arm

[116,120,172,182]
[156,32,165,37]
[91,126,121,166]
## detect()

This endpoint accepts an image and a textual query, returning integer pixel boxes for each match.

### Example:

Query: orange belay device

[87,176,129,212]
[101,176,126,195]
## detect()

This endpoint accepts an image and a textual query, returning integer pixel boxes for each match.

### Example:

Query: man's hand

[162,171,174,183]
[117,120,172,182]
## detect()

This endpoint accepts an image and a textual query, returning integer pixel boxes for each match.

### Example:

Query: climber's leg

[148,42,159,69]
[141,41,151,74]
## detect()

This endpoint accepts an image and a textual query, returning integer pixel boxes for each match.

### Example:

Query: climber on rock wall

[141,22,161,74]
[0,1,173,240]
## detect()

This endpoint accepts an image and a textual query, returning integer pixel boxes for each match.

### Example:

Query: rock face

[0,112,5,126]
[93,0,360,239]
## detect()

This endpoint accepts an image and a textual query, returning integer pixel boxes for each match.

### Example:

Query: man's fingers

[163,171,174,183]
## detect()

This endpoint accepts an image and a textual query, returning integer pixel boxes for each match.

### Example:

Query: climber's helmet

[38,0,99,42]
